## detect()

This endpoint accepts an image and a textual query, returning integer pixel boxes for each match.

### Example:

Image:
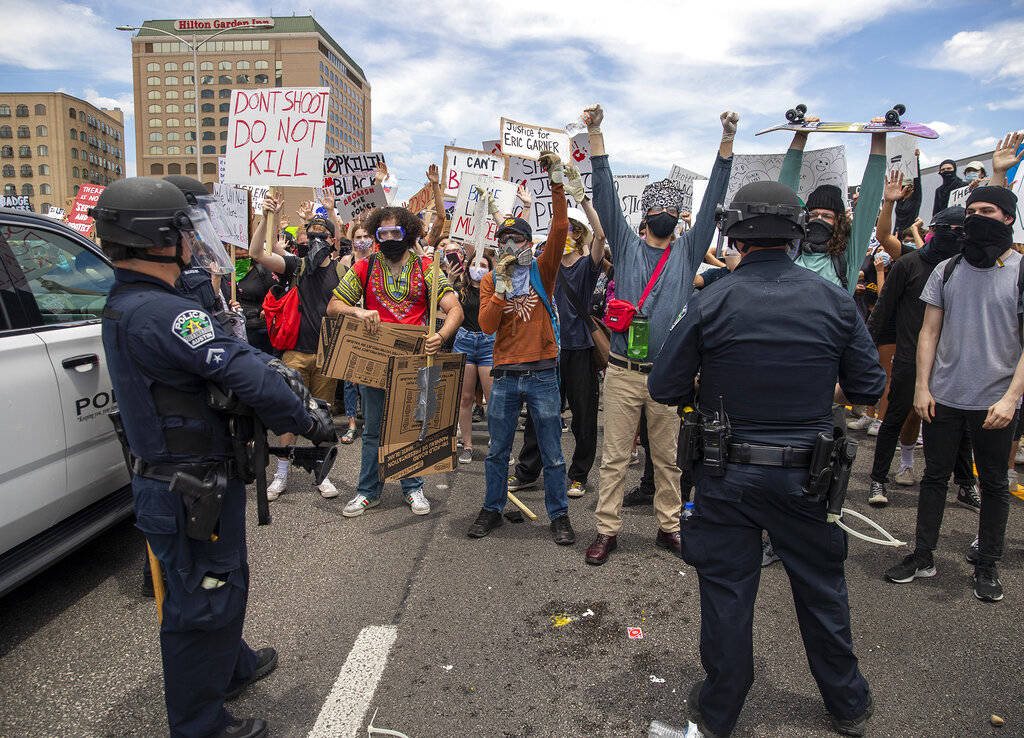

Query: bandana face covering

[234,257,252,280]
[961,215,1013,268]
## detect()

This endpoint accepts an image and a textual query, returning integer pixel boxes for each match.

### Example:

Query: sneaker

[507,474,537,492]
[885,553,936,583]
[550,514,576,545]
[830,692,873,737]
[467,508,503,538]
[266,475,286,501]
[342,494,380,518]
[318,478,339,498]
[895,465,915,486]
[966,536,979,565]
[956,484,981,513]
[973,564,1004,602]
[458,448,473,465]
[622,486,654,507]
[847,415,873,431]
[568,481,585,498]
[406,489,430,515]
[868,481,889,506]
[761,538,781,567]
[866,418,882,436]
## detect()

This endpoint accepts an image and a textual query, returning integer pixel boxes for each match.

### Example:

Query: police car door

[1,223,126,516]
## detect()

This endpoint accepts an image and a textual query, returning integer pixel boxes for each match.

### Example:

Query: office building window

[147,62,160,71]
[218,75,231,85]
[38,164,49,175]
[148,104,161,113]
[166,91,180,99]
[164,62,178,71]
[237,61,250,70]
[182,61,194,71]
[200,61,213,71]
[218,61,232,70]
[35,125,46,136]
[34,104,45,115]
[147,76,160,85]
[166,118,180,127]
[201,145,215,154]
[185,162,196,174]
[15,105,28,117]
[255,74,268,84]
[149,118,163,127]
[219,103,230,112]
[166,104,180,113]
[150,163,164,174]
[165,76,178,85]
[149,132,162,141]
[236,74,250,84]
[17,126,29,138]
[200,89,214,99]
[166,132,180,141]
[255,60,268,69]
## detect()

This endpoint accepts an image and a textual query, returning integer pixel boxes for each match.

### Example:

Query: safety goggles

[497,233,528,246]
[376,226,405,242]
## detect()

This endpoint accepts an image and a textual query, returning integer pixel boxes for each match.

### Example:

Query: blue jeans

[343,381,360,418]
[484,368,567,520]
[358,385,422,500]
[453,327,495,366]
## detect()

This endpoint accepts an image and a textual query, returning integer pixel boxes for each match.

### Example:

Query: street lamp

[117,23,253,180]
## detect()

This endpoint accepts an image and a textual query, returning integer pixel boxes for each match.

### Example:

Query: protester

[233,248,279,356]
[467,152,576,545]
[249,196,341,500]
[894,149,923,233]
[582,104,736,565]
[932,158,966,217]
[327,193,463,518]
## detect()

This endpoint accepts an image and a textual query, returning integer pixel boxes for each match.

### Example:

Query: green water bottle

[626,313,650,361]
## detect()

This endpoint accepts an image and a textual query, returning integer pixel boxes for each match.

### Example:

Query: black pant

[515,349,599,484]
[638,409,655,493]
[915,403,1016,566]
[869,361,975,487]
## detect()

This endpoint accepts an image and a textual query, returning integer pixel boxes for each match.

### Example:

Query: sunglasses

[376,226,405,242]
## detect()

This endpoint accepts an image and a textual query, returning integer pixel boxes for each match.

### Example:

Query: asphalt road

[1,417,1022,738]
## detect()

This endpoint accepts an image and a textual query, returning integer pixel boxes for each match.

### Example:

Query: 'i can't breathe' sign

[225,87,329,187]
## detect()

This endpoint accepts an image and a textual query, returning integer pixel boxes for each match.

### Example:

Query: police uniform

[648,181,887,737]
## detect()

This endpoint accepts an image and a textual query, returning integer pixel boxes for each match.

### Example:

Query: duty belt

[608,355,653,374]
[726,443,813,468]
[132,458,236,482]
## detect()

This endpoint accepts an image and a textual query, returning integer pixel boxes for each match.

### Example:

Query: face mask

[964,172,979,182]
[940,170,957,183]
[378,238,410,261]
[234,257,252,280]
[305,237,332,270]
[645,212,678,239]
[961,214,1012,268]
[468,265,488,281]
[338,241,352,257]
[498,237,532,265]
[801,218,834,254]
[354,238,373,252]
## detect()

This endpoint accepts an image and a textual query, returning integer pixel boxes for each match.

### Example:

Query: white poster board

[725,145,848,207]
[508,132,592,235]
[481,139,501,155]
[947,185,972,210]
[225,87,329,187]
[613,174,649,228]
[335,183,388,222]
[499,117,570,161]
[441,147,507,199]
[46,206,65,220]
[212,183,249,249]
[323,152,386,202]
[450,172,517,249]
[886,134,919,180]
[1013,173,1024,244]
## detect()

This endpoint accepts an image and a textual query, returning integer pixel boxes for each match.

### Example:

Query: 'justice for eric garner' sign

[225,87,329,187]
[499,118,570,161]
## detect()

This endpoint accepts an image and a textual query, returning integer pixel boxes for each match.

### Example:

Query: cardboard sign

[323,152,386,202]
[225,87,329,187]
[2,195,31,211]
[450,172,517,249]
[481,139,501,155]
[317,315,427,389]
[508,132,592,234]
[407,182,434,216]
[613,174,650,228]
[336,183,388,222]
[46,206,65,220]
[725,145,848,207]
[67,184,104,234]
[499,117,570,161]
[379,352,465,481]
[947,184,972,210]
[441,146,507,199]
[886,134,919,181]
[211,184,250,249]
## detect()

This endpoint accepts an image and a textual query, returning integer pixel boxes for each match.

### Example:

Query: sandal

[340,428,357,444]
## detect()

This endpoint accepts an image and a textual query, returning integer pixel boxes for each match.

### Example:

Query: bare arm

[909,219,925,248]
[704,247,726,267]
[580,197,606,265]
[249,196,287,274]
[875,173,903,260]
[985,350,1024,429]
[914,305,943,422]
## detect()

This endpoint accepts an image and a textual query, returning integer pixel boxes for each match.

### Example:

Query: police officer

[93,177,336,738]
[649,181,886,737]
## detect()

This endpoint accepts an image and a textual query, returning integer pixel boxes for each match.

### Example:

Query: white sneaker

[916,431,924,448]
[267,475,286,501]
[867,418,882,436]
[318,478,339,498]
[895,465,916,486]
[1015,446,1024,464]
[343,494,380,517]
[1009,469,1018,490]
[847,415,873,431]
[406,489,431,515]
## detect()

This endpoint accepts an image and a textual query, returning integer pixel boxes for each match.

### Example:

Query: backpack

[262,258,310,351]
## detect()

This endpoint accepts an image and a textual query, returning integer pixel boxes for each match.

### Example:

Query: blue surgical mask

[964,171,979,182]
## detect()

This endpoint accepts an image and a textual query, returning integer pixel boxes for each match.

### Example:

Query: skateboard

[756,104,939,139]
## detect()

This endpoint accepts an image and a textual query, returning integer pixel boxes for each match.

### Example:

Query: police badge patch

[172,310,215,348]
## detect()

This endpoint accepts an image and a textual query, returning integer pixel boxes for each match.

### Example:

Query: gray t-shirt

[920,251,1023,410]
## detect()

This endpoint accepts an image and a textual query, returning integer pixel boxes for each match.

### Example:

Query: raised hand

[992,131,1024,174]
[426,163,440,185]
[564,164,586,203]
[583,105,603,133]
[538,151,564,185]
[262,194,282,215]
[297,200,313,222]
[720,111,739,140]
[882,169,905,202]
[516,182,532,210]
[374,161,389,185]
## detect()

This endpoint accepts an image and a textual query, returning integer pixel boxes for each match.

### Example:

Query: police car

[0,207,130,597]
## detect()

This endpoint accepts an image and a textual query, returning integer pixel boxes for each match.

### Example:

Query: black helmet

[717,181,806,242]
[163,175,208,205]
[90,177,193,250]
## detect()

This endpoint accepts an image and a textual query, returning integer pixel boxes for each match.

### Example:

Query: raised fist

[583,105,603,133]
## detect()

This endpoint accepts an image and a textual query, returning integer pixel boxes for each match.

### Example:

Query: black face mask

[304,237,332,271]
[379,238,410,261]
[645,212,678,239]
[801,219,833,254]
[961,215,1013,268]
[940,170,958,183]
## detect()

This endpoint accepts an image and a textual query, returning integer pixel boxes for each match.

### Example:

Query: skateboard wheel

[795,104,807,114]
[786,108,799,122]
[893,103,906,115]
[885,109,900,125]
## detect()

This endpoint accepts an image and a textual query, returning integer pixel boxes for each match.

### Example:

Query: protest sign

[218,156,226,184]
[947,184,972,210]
[450,172,517,249]
[441,147,508,199]
[379,353,464,481]
[499,118,570,161]
[886,134,919,180]
[725,145,848,207]
[335,183,388,222]
[690,179,710,218]
[2,195,31,211]
[211,184,250,249]
[46,206,65,220]
[67,185,104,234]
[508,132,592,234]
[406,182,434,216]
[667,165,707,212]
[613,174,650,228]
[1012,173,1024,244]
[482,139,501,155]
[322,151,386,203]
[317,315,427,389]
[225,87,329,187]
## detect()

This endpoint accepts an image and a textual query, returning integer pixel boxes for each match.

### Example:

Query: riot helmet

[163,175,235,275]
[716,181,806,248]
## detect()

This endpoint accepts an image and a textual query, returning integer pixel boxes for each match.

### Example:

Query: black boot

[215,718,268,738]
[225,648,279,701]
[550,514,576,545]
[467,508,503,538]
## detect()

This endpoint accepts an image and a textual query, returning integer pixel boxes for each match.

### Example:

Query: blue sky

[1,0,1022,200]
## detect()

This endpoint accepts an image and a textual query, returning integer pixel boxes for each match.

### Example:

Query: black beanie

[931,205,965,227]
[805,184,845,216]
[966,186,1018,223]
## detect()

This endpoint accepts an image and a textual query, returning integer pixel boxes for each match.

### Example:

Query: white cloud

[926,121,958,138]
[987,94,1024,111]
[931,21,1024,79]
[82,89,134,118]
[971,136,998,150]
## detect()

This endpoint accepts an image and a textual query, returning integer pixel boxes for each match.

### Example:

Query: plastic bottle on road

[649,720,703,737]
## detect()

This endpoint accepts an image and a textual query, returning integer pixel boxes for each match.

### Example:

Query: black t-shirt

[866,250,934,366]
[282,254,340,354]
[459,281,482,333]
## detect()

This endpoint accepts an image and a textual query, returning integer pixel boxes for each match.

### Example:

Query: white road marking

[308,625,398,738]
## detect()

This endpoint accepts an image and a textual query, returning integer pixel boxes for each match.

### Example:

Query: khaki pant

[595,362,681,535]
[281,350,338,405]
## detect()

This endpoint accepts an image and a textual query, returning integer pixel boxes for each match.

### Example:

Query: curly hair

[827,210,852,257]
[366,206,422,243]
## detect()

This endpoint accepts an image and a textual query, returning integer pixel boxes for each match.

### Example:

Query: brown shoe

[656,529,682,557]
[585,534,617,565]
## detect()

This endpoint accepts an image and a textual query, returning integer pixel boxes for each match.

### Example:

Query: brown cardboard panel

[317,316,427,389]
[379,353,465,481]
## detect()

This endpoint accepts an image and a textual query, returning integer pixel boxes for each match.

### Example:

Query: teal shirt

[779,148,886,294]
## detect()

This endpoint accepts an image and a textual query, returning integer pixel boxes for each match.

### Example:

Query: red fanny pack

[604,245,672,333]
[263,284,301,351]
